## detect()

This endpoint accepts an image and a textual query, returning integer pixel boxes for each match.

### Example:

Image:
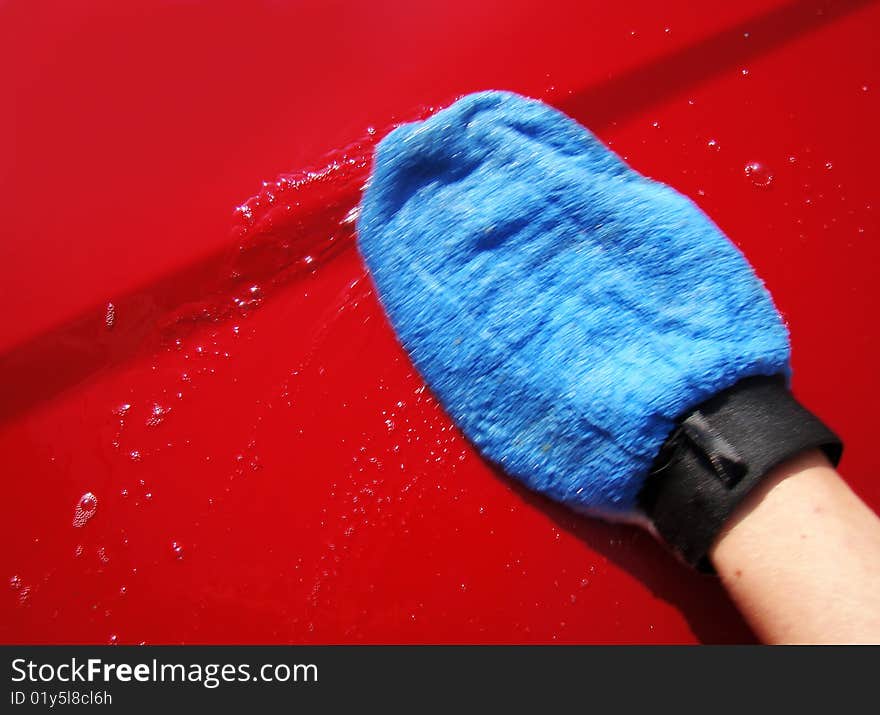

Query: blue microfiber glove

[357,91,840,564]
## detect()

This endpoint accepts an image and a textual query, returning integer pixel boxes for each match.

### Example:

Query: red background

[1,0,877,643]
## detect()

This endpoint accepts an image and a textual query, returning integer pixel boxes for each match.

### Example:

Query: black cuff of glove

[638,375,843,571]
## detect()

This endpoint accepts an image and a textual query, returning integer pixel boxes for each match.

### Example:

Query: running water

[158,130,381,347]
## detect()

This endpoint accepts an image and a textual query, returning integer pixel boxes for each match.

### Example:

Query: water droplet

[235,204,254,223]
[146,403,171,427]
[9,575,21,590]
[113,403,131,417]
[741,68,750,77]
[744,161,774,187]
[233,284,263,312]
[73,492,98,528]
[651,120,661,129]
[119,585,127,595]
[108,634,118,645]
[105,302,116,330]
[128,450,142,462]
[824,161,833,170]
[171,541,185,560]
[706,139,720,151]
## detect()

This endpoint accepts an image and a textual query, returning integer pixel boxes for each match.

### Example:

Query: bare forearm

[710,449,880,644]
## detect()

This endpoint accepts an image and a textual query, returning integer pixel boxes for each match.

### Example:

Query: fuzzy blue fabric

[357,91,790,516]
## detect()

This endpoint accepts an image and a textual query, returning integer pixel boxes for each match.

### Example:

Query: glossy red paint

[1,0,877,643]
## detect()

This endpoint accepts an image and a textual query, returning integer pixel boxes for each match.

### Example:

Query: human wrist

[638,377,841,569]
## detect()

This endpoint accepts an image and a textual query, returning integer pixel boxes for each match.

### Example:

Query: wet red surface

[1,0,878,643]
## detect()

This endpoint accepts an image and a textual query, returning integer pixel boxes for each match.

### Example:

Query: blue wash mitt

[357,91,789,518]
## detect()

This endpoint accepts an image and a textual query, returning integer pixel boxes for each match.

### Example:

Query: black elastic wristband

[638,375,843,571]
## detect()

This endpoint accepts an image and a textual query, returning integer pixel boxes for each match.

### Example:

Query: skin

[710,449,880,644]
